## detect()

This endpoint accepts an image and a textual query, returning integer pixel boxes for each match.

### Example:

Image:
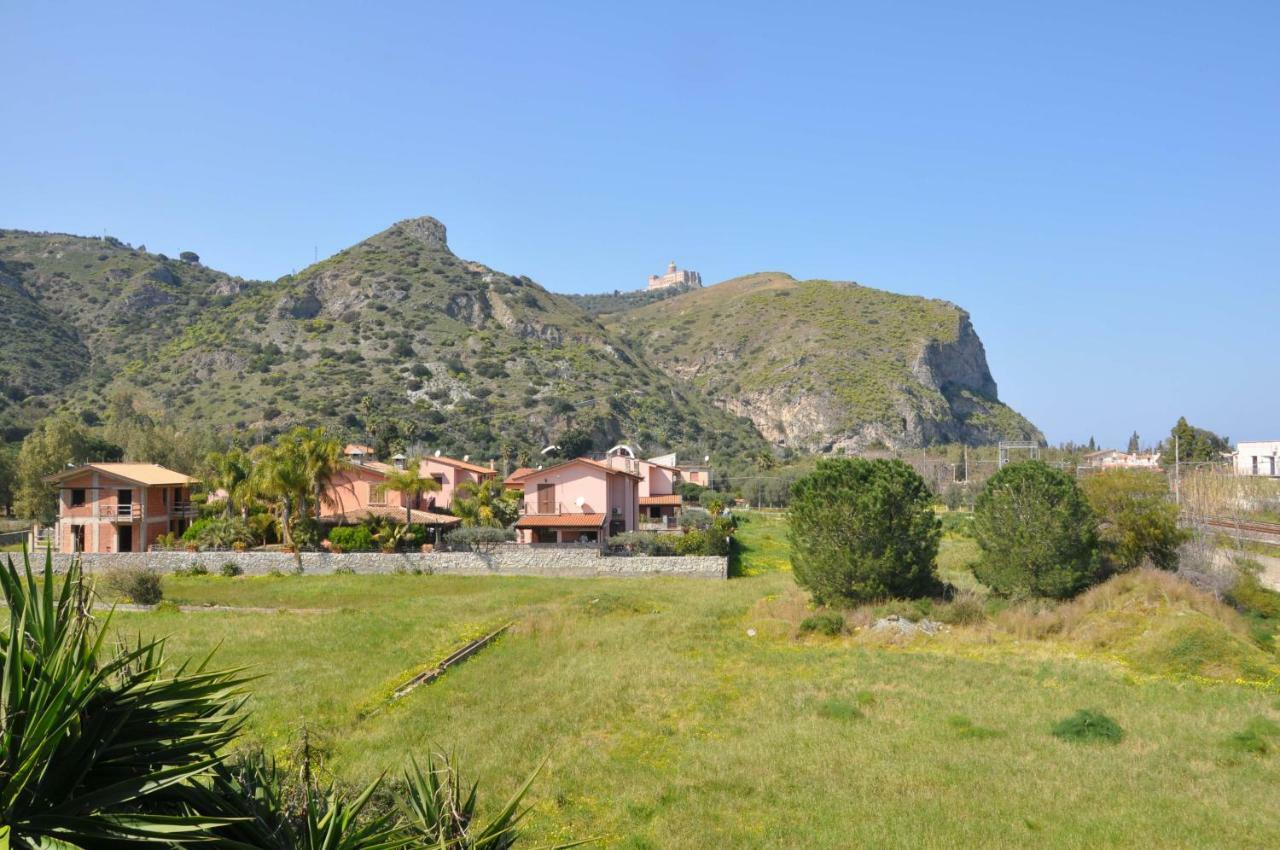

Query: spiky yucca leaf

[0,547,248,847]
[402,753,592,850]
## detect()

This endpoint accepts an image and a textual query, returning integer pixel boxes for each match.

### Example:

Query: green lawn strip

[110,570,1280,848]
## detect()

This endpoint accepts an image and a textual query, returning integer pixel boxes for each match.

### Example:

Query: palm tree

[204,446,254,519]
[295,426,347,520]
[375,460,441,526]
[452,478,521,528]
[251,442,309,549]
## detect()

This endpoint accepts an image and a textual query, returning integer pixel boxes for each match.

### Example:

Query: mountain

[0,220,767,466]
[610,272,1042,453]
[0,218,1040,464]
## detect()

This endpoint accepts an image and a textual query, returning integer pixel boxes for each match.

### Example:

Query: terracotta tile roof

[45,463,197,487]
[506,457,643,483]
[639,494,683,507]
[320,505,461,525]
[343,443,375,455]
[504,467,536,486]
[425,455,497,475]
[514,513,606,529]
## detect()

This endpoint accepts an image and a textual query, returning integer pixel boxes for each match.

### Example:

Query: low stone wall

[41,545,727,580]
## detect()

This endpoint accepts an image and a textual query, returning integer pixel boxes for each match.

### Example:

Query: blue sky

[3,1,1276,449]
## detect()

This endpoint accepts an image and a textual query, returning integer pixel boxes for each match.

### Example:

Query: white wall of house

[1234,441,1280,477]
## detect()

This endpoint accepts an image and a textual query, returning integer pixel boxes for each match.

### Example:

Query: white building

[1233,440,1280,477]
[1081,449,1161,470]
[647,261,702,291]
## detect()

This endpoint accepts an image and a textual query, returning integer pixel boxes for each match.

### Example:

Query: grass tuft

[817,698,865,721]
[1224,716,1280,756]
[1051,709,1124,745]
[947,714,1002,739]
[799,611,845,636]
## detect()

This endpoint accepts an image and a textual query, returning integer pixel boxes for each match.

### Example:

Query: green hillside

[0,220,766,466]
[612,272,1042,452]
[0,219,1040,464]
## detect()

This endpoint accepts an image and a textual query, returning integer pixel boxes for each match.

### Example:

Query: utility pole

[1174,433,1181,506]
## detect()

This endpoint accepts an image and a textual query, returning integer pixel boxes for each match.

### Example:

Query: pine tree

[1127,431,1140,453]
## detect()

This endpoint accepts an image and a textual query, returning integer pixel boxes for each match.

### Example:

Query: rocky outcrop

[396,216,449,251]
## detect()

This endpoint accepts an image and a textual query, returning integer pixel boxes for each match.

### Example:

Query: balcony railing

[522,501,570,516]
[96,503,140,521]
[170,501,197,519]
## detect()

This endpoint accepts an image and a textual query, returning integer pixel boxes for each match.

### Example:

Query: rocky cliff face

[615,273,1042,452]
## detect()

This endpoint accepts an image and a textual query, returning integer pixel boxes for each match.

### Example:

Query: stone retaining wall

[41,545,727,580]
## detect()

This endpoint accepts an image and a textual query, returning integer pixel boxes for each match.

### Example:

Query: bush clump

[327,525,377,552]
[974,461,1100,599]
[799,611,846,636]
[1051,709,1124,744]
[103,566,163,605]
[443,526,516,551]
[173,562,208,577]
[788,458,942,605]
[1081,469,1188,572]
[608,531,677,555]
[220,562,243,577]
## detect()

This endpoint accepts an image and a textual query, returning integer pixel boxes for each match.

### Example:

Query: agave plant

[402,753,591,850]
[0,547,248,847]
[180,749,409,850]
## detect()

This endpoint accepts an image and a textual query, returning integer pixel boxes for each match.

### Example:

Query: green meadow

[105,511,1280,849]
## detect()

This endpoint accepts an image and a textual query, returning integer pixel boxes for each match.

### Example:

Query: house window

[71,526,86,552]
[70,488,86,507]
[534,527,558,543]
[432,474,445,488]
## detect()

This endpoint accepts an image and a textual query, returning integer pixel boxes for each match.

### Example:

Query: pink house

[507,458,641,544]
[606,453,685,527]
[45,463,197,553]
[417,454,498,510]
[319,460,460,533]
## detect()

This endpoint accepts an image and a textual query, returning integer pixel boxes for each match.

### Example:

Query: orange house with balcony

[45,463,197,553]
[507,458,640,544]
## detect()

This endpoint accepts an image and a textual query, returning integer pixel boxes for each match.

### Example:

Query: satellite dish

[575,496,586,508]
[463,454,470,462]
[704,455,710,463]
[434,449,441,457]
[541,444,560,455]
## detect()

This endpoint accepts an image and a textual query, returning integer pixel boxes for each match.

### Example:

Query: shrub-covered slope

[0,220,766,464]
[612,272,1042,452]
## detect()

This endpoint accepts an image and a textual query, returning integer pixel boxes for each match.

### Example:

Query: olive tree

[788,458,941,605]
[973,461,1100,598]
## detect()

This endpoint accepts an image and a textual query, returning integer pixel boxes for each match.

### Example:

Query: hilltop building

[648,261,702,291]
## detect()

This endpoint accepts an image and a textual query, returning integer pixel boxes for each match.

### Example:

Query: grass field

[99,512,1280,848]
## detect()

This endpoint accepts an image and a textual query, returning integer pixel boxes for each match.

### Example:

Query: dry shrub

[1175,534,1239,598]
[933,591,987,626]
[102,566,163,605]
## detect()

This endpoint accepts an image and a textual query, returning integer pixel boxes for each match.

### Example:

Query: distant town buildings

[1081,449,1161,470]
[1233,440,1280,477]
[647,261,702,291]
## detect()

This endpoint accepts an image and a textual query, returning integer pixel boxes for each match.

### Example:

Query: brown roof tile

[514,513,606,529]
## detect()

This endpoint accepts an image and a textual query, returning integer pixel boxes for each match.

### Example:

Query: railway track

[1189,515,1280,543]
